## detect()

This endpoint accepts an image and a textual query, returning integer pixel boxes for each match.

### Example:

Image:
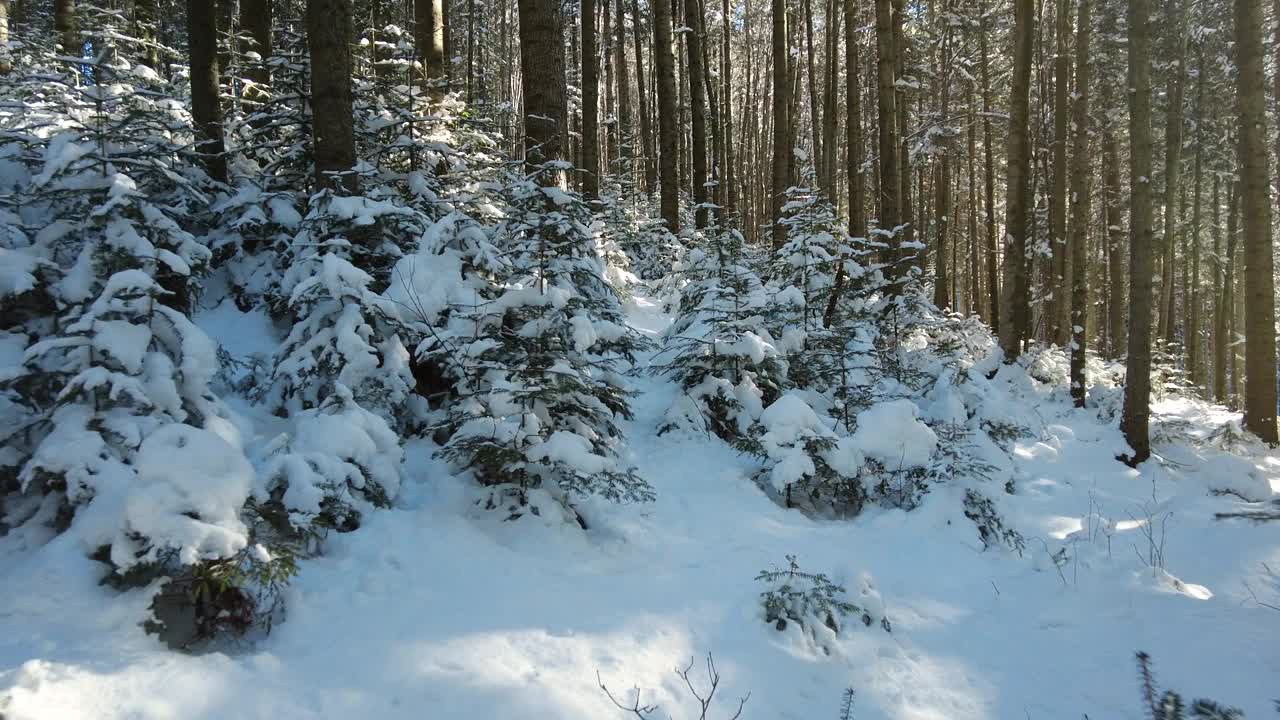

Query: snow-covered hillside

[1,289,1277,720]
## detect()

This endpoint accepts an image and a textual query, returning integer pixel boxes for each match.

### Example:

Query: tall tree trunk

[873,0,899,257]
[1186,54,1205,390]
[1102,82,1126,359]
[1122,0,1154,463]
[1068,0,1090,407]
[1235,0,1279,442]
[1049,0,1071,346]
[1224,180,1240,407]
[722,0,737,220]
[1159,10,1186,343]
[820,0,838,197]
[615,0,633,173]
[242,0,273,103]
[189,0,229,184]
[825,0,863,326]
[893,0,911,252]
[698,7,723,219]
[55,0,77,56]
[0,0,10,75]
[770,0,791,247]
[133,0,160,71]
[686,0,709,227]
[653,0,680,229]
[630,0,656,193]
[582,0,601,198]
[416,0,446,95]
[979,1,998,330]
[519,0,568,180]
[933,22,952,310]
[999,0,1034,361]
[1211,175,1226,401]
[803,0,821,186]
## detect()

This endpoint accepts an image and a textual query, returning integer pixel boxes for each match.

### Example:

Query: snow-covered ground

[1,292,1278,720]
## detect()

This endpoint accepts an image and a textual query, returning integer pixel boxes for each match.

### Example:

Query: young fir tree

[435,162,654,526]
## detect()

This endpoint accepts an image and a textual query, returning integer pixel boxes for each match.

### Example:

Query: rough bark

[653,0,680,229]
[1186,55,1205,390]
[518,0,568,183]
[999,0,1034,361]
[825,0,863,327]
[933,21,952,311]
[979,1,998,330]
[1067,0,1090,407]
[1212,178,1228,402]
[1158,11,1186,343]
[630,0,656,192]
[873,0,899,255]
[0,0,10,75]
[242,0,273,100]
[1049,0,1071,346]
[687,0,709,226]
[188,0,228,184]
[416,0,446,95]
[615,0,633,170]
[1102,79,1126,359]
[1235,0,1279,443]
[55,0,77,56]
[722,0,737,220]
[582,0,600,198]
[770,0,791,247]
[1122,0,1154,463]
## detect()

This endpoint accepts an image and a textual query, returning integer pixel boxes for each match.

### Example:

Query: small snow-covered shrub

[962,489,1025,554]
[1134,652,1245,720]
[739,395,865,517]
[756,555,890,653]
[259,384,404,537]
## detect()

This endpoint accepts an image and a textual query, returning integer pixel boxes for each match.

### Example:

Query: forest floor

[1,287,1278,720]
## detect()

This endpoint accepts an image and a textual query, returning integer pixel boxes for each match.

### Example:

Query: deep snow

[1,292,1278,720]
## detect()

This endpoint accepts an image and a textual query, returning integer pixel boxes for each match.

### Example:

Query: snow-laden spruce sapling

[434,162,654,527]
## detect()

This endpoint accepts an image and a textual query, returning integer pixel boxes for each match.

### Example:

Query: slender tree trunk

[416,0,446,95]
[1159,12,1186,343]
[933,22,952,310]
[803,0,821,186]
[582,0,601,198]
[770,0,791,247]
[1186,55,1205,390]
[821,0,838,197]
[980,1,998,330]
[630,0,656,193]
[0,0,10,75]
[189,0,229,184]
[1224,180,1240,407]
[686,0,709,226]
[825,0,863,326]
[1235,0,1279,442]
[132,0,160,71]
[1068,0,1091,407]
[722,0,737,220]
[242,0,273,103]
[1102,82,1126,359]
[1212,177,1227,402]
[999,0,1034,361]
[893,0,911,252]
[874,0,899,255]
[653,0,680,229]
[1122,0,1154,463]
[615,0,633,173]
[518,0,568,184]
[1049,0,1071,347]
[55,0,77,56]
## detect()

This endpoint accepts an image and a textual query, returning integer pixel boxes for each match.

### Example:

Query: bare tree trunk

[242,0,273,105]
[873,0,898,255]
[653,0,680,229]
[820,0,838,197]
[802,0,821,186]
[582,0,600,198]
[518,0,568,184]
[686,0,709,226]
[1158,10,1186,343]
[189,0,229,184]
[1049,0,1071,347]
[722,0,737,220]
[1068,0,1090,407]
[979,1,998,330]
[770,0,790,247]
[55,0,77,56]
[1224,180,1240,407]
[1235,0,1279,442]
[0,0,10,75]
[933,20,952,310]
[1212,175,1226,401]
[416,0,446,96]
[999,0,1034,361]
[630,0,656,193]
[1122,0,1154,463]
[825,0,863,326]
[1186,54,1205,390]
[615,0,633,173]
[892,0,911,252]
[132,0,160,71]
[1100,76,1126,359]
